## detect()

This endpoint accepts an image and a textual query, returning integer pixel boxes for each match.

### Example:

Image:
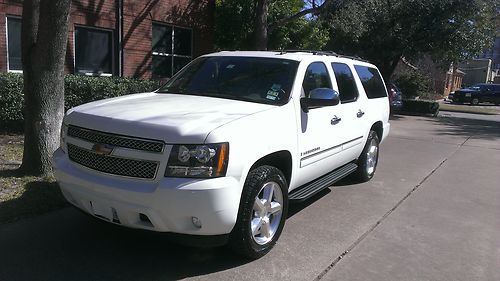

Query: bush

[64,75,158,110]
[0,73,159,132]
[394,70,434,100]
[0,73,24,131]
[401,99,440,116]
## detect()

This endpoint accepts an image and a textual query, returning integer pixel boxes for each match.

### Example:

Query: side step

[289,163,358,202]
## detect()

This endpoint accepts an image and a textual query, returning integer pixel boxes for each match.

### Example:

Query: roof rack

[275,50,338,56]
[274,49,370,63]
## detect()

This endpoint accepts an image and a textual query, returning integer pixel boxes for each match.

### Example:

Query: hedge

[0,73,159,132]
[401,99,440,116]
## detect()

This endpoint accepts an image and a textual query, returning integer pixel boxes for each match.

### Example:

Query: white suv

[53,51,390,258]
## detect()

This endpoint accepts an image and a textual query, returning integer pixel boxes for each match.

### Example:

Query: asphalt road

[1,112,499,281]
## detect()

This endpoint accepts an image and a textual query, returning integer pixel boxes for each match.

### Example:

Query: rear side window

[302,62,332,97]
[354,65,387,99]
[485,85,495,92]
[331,63,358,103]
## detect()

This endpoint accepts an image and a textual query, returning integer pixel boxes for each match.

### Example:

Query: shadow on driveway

[432,115,500,140]
[0,188,331,281]
[0,211,249,280]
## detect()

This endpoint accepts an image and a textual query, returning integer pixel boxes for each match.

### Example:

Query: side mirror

[301,88,340,113]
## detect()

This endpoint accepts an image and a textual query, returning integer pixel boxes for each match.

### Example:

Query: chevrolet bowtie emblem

[92,143,114,155]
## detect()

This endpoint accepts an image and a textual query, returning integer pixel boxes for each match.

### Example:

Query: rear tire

[471,98,479,106]
[355,130,380,182]
[229,166,288,259]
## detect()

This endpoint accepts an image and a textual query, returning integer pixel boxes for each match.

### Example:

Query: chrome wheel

[365,139,378,176]
[251,181,284,245]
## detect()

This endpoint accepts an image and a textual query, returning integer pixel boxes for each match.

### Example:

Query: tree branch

[269,0,332,31]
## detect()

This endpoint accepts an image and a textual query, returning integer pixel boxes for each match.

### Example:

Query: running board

[289,163,358,202]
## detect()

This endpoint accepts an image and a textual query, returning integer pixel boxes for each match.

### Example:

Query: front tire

[355,130,380,182]
[471,98,479,105]
[229,166,288,259]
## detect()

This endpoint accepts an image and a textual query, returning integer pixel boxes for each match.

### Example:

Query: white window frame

[6,16,23,73]
[152,22,193,78]
[73,24,114,76]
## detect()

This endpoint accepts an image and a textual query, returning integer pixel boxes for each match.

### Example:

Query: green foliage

[214,0,255,50]
[394,70,433,99]
[64,75,158,111]
[0,73,158,132]
[269,17,330,50]
[326,0,497,78]
[0,73,24,131]
[214,0,330,50]
[402,99,440,116]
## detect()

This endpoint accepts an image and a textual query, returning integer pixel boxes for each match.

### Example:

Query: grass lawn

[0,134,68,224]
[439,103,500,115]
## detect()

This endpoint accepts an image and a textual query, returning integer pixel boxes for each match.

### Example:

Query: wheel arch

[370,121,383,141]
[249,150,293,186]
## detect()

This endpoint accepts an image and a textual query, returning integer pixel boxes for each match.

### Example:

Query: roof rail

[275,49,370,63]
[275,50,338,56]
[337,54,370,63]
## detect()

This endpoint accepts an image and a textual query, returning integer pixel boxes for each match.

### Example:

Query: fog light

[191,216,202,228]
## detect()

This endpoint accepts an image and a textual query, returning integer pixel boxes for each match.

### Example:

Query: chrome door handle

[331,115,341,125]
[357,110,365,118]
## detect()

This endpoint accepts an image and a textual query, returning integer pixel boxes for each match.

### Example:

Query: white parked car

[53,51,390,258]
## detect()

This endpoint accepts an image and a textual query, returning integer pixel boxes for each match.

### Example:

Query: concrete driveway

[1,112,499,281]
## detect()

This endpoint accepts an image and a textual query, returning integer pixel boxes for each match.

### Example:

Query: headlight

[60,123,68,153]
[165,143,229,178]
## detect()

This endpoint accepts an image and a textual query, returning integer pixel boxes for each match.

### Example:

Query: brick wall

[122,0,215,78]
[0,0,214,79]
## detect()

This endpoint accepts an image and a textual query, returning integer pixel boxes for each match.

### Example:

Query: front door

[296,62,351,185]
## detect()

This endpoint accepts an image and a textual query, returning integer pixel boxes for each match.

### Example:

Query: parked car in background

[452,83,500,105]
[446,91,454,102]
[386,83,403,111]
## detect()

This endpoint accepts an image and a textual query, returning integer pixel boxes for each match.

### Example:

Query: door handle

[331,115,341,125]
[357,110,365,118]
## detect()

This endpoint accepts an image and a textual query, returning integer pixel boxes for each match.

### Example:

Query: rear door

[481,85,495,103]
[493,85,500,105]
[353,64,389,139]
[330,62,366,160]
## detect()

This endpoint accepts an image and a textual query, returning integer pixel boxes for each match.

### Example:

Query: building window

[7,17,22,72]
[152,23,192,78]
[75,26,113,75]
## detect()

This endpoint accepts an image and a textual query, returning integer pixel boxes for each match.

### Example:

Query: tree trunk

[254,0,269,50]
[378,55,402,81]
[20,0,71,176]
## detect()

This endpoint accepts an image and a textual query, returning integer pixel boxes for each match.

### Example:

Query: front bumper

[52,148,241,235]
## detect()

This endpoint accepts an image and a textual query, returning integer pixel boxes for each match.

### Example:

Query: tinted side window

[302,62,332,97]
[354,65,387,99]
[485,85,494,92]
[332,63,358,103]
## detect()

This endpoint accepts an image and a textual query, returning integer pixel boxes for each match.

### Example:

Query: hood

[65,92,273,143]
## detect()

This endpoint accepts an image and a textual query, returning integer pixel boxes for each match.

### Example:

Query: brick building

[0,0,215,79]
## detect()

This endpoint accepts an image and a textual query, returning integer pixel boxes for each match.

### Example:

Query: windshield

[157,56,299,105]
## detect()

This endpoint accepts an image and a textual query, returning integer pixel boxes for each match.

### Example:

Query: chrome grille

[67,126,164,153]
[67,144,158,179]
